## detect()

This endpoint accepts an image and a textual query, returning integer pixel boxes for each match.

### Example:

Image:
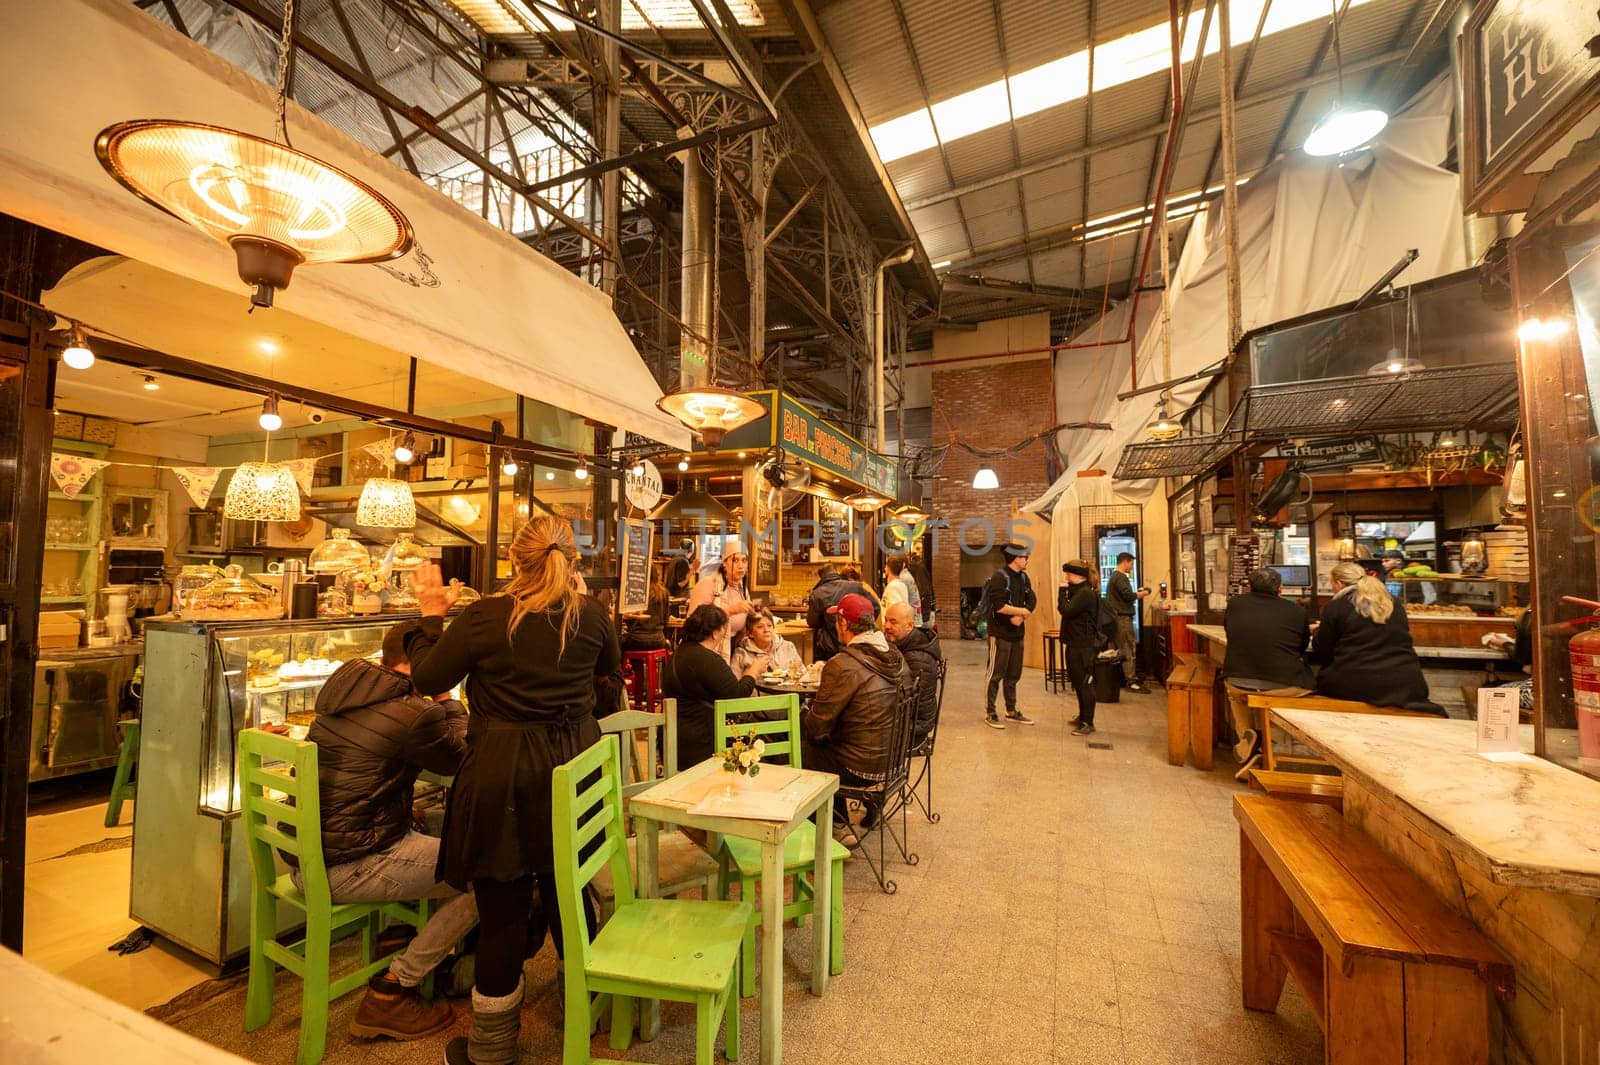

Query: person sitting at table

[621,575,670,653]
[883,600,941,747]
[687,536,754,660]
[731,608,804,675]
[300,621,475,1041]
[806,563,871,662]
[1222,568,1314,776]
[662,604,769,767]
[804,593,909,833]
[1311,561,1432,709]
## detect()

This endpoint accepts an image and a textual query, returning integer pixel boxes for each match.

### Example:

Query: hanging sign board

[1462,0,1600,213]
[624,459,663,511]
[743,467,782,592]
[1269,437,1382,468]
[619,517,652,615]
[694,391,897,496]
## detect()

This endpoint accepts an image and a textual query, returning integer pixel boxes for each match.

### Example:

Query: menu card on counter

[1476,687,1520,755]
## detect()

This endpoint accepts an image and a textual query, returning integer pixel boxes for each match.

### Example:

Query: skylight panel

[445,0,764,35]
[931,81,1014,143]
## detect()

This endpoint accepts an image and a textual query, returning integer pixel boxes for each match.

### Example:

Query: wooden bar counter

[1269,709,1600,1064]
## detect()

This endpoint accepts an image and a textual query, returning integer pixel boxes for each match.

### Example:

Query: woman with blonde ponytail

[407,515,619,1065]
[1310,560,1430,708]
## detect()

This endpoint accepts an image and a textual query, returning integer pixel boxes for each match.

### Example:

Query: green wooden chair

[552,734,750,1064]
[104,718,139,828]
[713,694,847,997]
[238,729,435,1065]
[593,698,719,912]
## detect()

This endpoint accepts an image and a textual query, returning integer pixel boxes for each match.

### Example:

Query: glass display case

[131,614,434,964]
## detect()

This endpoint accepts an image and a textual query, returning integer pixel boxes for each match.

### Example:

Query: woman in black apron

[408,515,619,1065]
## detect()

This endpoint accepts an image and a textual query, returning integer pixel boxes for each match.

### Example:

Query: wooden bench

[1166,653,1217,769]
[1246,694,1437,771]
[1247,768,1345,809]
[1234,794,1513,1064]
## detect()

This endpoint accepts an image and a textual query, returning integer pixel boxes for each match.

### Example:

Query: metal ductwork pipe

[679,138,714,391]
[875,246,915,448]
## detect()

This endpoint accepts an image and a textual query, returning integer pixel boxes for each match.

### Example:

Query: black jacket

[805,633,910,778]
[984,565,1037,642]
[1106,570,1138,617]
[1058,581,1100,652]
[1310,591,1429,707]
[1222,591,1314,690]
[305,659,467,868]
[894,625,943,745]
[807,572,872,660]
[907,559,937,619]
[661,641,756,768]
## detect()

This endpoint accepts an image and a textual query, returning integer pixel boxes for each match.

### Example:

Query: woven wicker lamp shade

[356,477,416,528]
[224,461,302,522]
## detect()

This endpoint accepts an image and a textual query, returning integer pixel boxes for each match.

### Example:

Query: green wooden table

[629,757,839,1065]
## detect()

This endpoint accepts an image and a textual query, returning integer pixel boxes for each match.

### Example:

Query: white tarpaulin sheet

[0,0,690,449]
[1032,77,1469,553]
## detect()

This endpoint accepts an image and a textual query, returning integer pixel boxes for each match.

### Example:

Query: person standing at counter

[1311,561,1431,709]
[299,622,474,1042]
[687,535,753,660]
[1221,569,1314,774]
[662,604,768,766]
[621,575,670,652]
[666,537,697,600]
[1105,552,1151,694]
[406,516,619,1065]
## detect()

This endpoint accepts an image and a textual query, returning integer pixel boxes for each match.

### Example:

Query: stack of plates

[1482,528,1529,580]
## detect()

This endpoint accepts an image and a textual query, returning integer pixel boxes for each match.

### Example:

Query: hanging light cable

[94,0,412,308]
[1304,0,1388,156]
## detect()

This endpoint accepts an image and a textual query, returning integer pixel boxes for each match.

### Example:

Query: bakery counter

[1270,709,1600,1060]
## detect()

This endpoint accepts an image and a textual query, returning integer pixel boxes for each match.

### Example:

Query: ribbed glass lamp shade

[96,121,412,305]
[224,461,302,522]
[844,489,893,512]
[356,477,417,529]
[656,387,767,449]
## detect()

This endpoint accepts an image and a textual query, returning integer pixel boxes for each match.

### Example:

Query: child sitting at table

[731,608,804,676]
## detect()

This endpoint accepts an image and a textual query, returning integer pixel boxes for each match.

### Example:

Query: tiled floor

[30,637,1323,1063]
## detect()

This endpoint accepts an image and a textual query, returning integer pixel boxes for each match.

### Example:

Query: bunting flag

[278,458,318,496]
[50,453,110,498]
[172,466,221,509]
[361,441,393,466]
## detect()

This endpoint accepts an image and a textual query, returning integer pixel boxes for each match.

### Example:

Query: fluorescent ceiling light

[446,0,764,34]
[871,0,1378,163]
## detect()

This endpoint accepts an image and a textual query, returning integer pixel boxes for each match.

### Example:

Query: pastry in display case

[133,613,439,964]
[179,564,283,621]
[308,526,371,575]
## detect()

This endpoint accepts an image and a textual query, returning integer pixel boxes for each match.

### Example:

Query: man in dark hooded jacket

[806,563,872,661]
[884,600,942,746]
[299,622,474,1040]
[804,593,910,782]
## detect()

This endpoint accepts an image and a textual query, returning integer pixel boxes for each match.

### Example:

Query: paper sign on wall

[1476,687,1520,754]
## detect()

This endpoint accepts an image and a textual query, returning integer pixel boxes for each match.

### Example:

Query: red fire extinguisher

[1559,596,1600,759]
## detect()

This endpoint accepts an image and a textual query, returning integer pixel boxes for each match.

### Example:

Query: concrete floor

[32,637,1323,1064]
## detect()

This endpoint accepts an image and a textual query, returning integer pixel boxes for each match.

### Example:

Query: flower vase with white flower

[718,728,766,797]
[345,568,390,615]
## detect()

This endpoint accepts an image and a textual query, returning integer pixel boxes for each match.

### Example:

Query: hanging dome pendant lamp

[94,0,412,309]
[1303,0,1388,157]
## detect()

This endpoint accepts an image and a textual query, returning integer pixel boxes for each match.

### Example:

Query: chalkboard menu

[1227,533,1261,596]
[620,518,652,615]
[814,498,854,561]
[748,479,781,591]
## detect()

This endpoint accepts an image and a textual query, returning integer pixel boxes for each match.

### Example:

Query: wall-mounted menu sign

[1227,533,1261,596]
[1463,0,1600,213]
[743,467,781,592]
[813,498,854,561]
[620,518,652,615]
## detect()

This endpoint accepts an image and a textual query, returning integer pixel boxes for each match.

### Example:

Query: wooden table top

[628,757,838,845]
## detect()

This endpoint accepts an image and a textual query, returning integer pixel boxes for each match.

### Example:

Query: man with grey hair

[1222,567,1314,778]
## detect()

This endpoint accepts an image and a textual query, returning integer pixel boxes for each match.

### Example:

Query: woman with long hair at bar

[406,515,619,1065]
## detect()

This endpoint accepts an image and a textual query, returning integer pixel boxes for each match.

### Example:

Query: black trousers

[472,872,596,997]
[1066,646,1097,725]
[985,636,1025,715]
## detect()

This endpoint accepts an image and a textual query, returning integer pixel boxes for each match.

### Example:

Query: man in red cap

[803,593,909,811]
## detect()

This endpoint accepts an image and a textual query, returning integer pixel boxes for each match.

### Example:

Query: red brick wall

[930,357,1054,616]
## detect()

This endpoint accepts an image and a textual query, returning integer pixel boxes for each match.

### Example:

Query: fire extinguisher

[1560,596,1600,759]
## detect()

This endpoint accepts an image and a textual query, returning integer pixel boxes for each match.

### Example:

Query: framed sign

[619,517,652,615]
[1462,0,1600,214]
[813,498,854,561]
[743,467,782,592]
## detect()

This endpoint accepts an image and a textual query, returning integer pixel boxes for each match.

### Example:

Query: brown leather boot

[349,973,453,1040]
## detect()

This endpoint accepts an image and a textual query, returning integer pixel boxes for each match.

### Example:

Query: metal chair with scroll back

[836,680,920,894]
[905,658,948,824]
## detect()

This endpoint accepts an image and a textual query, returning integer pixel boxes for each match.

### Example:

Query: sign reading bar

[776,395,897,497]
[1463,0,1600,213]
[1270,437,1382,467]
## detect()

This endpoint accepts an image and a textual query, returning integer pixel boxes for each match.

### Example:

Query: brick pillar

[930,356,1055,622]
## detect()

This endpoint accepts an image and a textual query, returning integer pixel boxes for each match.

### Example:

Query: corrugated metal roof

[1013,101,1088,162]
[815,0,919,123]
[1089,76,1171,141]
[898,0,1007,100]
[942,125,1019,184]
[1000,0,1093,72]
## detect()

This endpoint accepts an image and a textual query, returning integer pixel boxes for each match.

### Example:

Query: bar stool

[1041,631,1064,693]
[623,648,670,715]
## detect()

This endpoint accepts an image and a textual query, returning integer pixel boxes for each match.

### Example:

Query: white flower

[738,750,755,768]
[751,739,766,757]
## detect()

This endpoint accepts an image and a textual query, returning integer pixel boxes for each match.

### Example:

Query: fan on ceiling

[759,450,811,511]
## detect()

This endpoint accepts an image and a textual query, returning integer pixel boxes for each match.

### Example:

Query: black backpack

[1095,595,1119,650]
[978,569,1012,625]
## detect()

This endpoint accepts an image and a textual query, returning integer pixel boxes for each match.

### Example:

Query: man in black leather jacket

[806,563,872,661]
[300,622,474,1040]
